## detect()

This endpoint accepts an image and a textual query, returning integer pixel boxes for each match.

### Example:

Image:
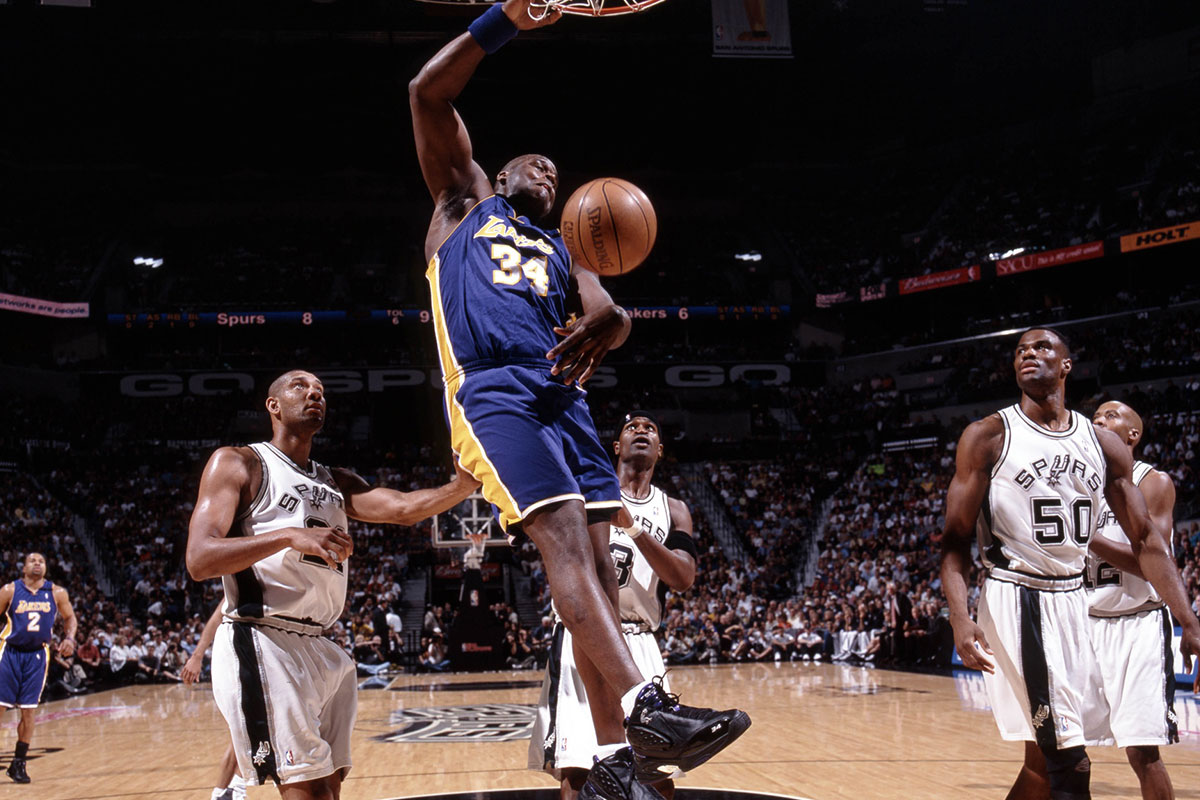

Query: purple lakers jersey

[427,195,572,375]
[2,580,56,650]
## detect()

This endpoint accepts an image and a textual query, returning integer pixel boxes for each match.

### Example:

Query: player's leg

[561,767,588,800]
[571,516,631,747]
[523,501,644,698]
[212,740,244,800]
[277,774,340,800]
[1126,746,1173,800]
[1005,741,1050,800]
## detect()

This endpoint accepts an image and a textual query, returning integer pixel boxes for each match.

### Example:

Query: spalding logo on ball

[560,178,657,276]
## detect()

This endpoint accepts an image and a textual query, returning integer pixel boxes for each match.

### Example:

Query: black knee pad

[1042,745,1090,799]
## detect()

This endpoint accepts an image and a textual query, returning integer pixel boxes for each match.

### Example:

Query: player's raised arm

[331,461,481,526]
[1096,427,1200,668]
[186,447,351,579]
[547,266,632,386]
[409,0,560,244]
[939,416,1003,674]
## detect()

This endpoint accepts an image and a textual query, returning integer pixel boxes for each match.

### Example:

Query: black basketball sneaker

[624,676,752,783]
[6,759,31,784]
[579,747,665,800]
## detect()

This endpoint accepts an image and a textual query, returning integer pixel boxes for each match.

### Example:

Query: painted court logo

[373,704,536,743]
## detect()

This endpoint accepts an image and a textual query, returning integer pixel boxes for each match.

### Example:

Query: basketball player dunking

[0,552,77,784]
[410,3,749,797]
[185,370,479,800]
[530,412,699,800]
[940,328,1200,800]
[1086,401,1181,800]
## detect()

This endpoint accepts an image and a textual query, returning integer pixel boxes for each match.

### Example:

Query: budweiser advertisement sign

[995,241,1103,277]
[1119,221,1199,252]
[898,265,980,295]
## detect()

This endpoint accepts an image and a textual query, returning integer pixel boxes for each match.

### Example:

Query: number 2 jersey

[426,195,572,377]
[1,579,56,650]
[222,442,349,635]
[1087,460,1165,616]
[977,405,1106,587]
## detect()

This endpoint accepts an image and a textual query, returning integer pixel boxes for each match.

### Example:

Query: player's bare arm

[1097,427,1200,667]
[182,603,224,685]
[548,265,632,386]
[53,585,77,658]
[331,461,480,526]
[0,582,12,617]
[939,415,1003,674]
[1088,468,1176,579]
[625,497,697,592]
[186,446,351,580]
[410,0,560,258]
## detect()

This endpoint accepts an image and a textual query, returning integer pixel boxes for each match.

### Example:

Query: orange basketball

[560,178,657,276]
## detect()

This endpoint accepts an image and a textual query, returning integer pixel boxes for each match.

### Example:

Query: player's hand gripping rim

[951,617,994,673]
[547,304,629,386]
[502,0,563,29]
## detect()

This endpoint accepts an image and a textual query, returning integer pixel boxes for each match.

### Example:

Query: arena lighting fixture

[133,257,164,269]
[988,247,1026,260]
[734,251,763,261]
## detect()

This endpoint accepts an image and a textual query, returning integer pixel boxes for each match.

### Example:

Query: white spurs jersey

[1087,460,1167,616]
[977,405,1106,589]
[610,485,690,631]
[222,442,349,635]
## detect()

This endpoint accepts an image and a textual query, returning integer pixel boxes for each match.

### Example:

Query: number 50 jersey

[978,405,1107,586]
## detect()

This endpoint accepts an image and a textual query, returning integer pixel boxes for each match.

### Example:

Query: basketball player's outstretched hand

[1180,626,1200,674]
[547,305,627,386]
[290,526,354,568]
[181,654,203,686]
[950,617,994,673]
[502,0,563,30]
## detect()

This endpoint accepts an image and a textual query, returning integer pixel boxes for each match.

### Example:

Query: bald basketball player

[1087,401,1181,800]
[410,3,749,798]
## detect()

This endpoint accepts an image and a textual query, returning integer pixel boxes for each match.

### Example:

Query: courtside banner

[1120,221,1200,253]
[898,265,980,295]
[996,241,1103,277]
[0,292,90,319]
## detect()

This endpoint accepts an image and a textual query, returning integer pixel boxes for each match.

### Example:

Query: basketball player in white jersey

[185,369,479,800]
[1086,401,1179,800]
[530,412,698,800]
[940,328,1200,800]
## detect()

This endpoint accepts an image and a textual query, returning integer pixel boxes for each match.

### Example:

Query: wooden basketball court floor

[4,663,1199,800]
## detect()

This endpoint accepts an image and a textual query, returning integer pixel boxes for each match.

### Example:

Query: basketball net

[528,0,668,19]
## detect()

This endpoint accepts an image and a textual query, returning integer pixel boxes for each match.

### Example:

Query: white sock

[228,775,246,789]
[619,679,653,717]
[594,741,626,763]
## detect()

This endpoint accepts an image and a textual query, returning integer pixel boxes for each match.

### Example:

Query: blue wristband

[468,4,519,55]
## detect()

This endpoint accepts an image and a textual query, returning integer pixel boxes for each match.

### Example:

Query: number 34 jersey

[221,442,349,635]
[1087,460,1165,616]
[427,195,572,376]
[978,405,1107,583]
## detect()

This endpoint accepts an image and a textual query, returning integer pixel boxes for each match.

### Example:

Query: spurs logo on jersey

[978,405,1106,583]
[1086,460,1166,616]
[221,442,349,635]
[610,485,673,631]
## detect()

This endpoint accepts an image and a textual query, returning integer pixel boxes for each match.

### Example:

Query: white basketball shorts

[1086,607,1179,747]
[977,577,1109,750]
[212,621,357,786]
[528,623,669,779]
